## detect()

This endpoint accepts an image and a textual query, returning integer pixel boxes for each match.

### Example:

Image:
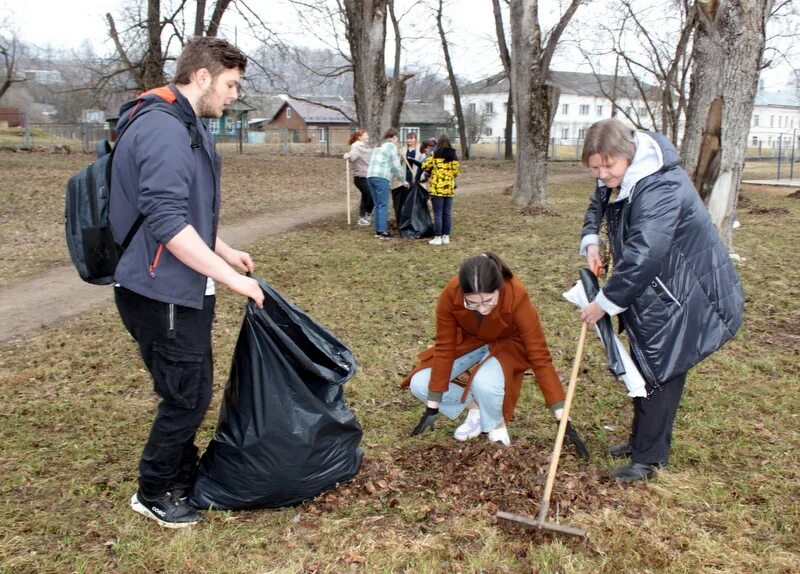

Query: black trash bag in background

[190,277,363,510]
[391,183,434,239]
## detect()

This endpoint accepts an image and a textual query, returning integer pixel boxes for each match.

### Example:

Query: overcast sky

[2,0,794,91]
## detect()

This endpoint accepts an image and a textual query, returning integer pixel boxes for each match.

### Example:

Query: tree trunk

[194,0,207,36]
[509,0,580,205]
[383,1,413,130]
[492,0,514,160]
[437,0,469,159]
[206,0,233,37]
[0,35,20,102]
[504,91,514,160]
[141,0,166,90]
[344,0,389,142]
[681,0,773,251]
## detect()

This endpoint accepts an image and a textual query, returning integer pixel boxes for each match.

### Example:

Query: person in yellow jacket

[421,134,460,245]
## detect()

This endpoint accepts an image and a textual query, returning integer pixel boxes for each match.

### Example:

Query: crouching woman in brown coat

[403,252,587,452]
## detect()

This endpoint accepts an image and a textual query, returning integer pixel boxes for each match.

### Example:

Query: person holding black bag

[578,118,744,482]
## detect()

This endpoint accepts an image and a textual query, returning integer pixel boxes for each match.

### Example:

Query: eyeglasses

[463,295,497,310]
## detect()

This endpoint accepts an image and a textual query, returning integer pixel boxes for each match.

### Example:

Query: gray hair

[581,119,636,166]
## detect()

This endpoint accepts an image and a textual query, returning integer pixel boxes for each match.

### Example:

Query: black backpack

[65,100,199,285]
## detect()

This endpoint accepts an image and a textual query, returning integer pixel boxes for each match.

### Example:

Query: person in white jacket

[344,129,374,226]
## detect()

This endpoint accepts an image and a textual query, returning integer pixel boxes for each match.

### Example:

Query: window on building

[209,119,219,133]
[579,104,589,115]
[484,127,493,136]
[485,102,494,113]
[596,105,603,116]
[561,127,569,140]
[286,107,292,119]
[225,118,234,133]
[578,128,586,140]
[318,128,327,142]
[638,107,647,117]
[503,101,509,109]
[753,115,759,127]
[770,115,774,127]
[625,106,633,116]
[562,103,569,115]
[752,136,758,146]
[468,102,477,113]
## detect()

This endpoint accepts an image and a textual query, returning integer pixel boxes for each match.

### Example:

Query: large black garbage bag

[190,277,363,510]
[391,183,434,239]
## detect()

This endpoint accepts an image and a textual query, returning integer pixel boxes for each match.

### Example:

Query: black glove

[561,421,590,459]
[410,406,439,436]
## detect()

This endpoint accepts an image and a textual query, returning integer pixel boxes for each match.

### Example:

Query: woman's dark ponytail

[458,251,513,295]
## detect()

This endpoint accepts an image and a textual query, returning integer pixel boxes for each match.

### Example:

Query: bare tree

[492,0,514,160]
[681,0,773,251]
[105,0,235,93]
[464,105,493,144]
[0,31,23,102]
[436,0,469,159]
[509,0,582,206]
[578,0,696,144]
[343,0,390,141]
[383,0,415,129]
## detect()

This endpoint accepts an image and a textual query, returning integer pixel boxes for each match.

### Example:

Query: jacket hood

[435,147,458,162]
[116,84,196,133]
[614,131,681,202]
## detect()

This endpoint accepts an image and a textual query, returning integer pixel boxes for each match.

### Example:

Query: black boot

[606,442,633,458]
[611,461,661,482]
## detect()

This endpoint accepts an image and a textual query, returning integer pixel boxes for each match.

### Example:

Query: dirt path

[0,173,586,344]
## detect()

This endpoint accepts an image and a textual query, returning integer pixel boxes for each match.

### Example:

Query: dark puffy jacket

[109,85,221,309]
[581,131,744,387]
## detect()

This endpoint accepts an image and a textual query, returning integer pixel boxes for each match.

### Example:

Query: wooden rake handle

[536,302,590,524]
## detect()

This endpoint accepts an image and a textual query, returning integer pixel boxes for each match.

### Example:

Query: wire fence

[5,123,799,181]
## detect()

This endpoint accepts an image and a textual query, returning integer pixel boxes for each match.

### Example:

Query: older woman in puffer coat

[579,118,744,482]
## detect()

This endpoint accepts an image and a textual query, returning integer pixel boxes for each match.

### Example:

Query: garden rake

[496,268,598,538]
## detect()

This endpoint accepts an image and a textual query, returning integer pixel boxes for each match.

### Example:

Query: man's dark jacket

[582,131,744,387]
[109,84,221,309]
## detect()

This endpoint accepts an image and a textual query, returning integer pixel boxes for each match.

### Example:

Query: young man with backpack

[109,37,264,528]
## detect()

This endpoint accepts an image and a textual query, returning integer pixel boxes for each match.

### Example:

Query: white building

[443,71,657,144]
[749,89,800,153]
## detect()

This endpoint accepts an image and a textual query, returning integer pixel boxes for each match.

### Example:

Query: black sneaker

[130,491,201,528]
[375,232,393,240]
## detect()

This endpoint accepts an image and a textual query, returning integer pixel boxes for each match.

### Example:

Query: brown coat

[402,275,565,421]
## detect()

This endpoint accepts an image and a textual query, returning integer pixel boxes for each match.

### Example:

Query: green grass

[1,154,799,572]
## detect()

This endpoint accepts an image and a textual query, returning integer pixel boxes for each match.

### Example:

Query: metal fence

[12,124,799,179]
[23,123,110,153]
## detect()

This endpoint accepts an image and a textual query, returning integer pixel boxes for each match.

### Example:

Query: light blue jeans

[409,345,506,432]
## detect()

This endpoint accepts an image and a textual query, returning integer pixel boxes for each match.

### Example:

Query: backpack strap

[110,93,201,250]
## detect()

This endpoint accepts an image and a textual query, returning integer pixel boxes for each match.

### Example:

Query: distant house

[253,97,355,147]
[207,99,256,141]
[748,88,800,150]
[444,71,659,144]
[398,102,453,141]
[0,107,25,128]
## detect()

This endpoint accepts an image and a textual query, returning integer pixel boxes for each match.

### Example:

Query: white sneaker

[429,236,442,245]
[454,409,482,441]
[441,235,450,244]
[488,426,511,446]
[357,217,369,226]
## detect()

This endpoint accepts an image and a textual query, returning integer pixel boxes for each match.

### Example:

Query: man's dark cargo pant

[115,286,215,497]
